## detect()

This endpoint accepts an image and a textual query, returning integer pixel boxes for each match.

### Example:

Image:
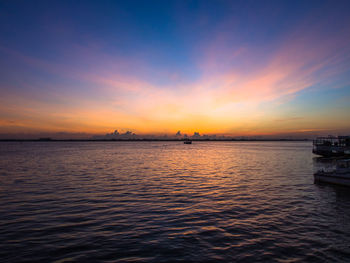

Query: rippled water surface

[1,141,350,262]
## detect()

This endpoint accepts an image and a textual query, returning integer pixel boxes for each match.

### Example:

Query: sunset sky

[1,0,350,138]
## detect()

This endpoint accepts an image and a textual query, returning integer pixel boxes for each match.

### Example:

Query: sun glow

[0,1,350,138]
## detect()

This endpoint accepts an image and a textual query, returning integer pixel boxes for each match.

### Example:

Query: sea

[0,141,350,262]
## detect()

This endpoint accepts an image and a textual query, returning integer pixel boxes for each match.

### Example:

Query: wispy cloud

[1,4,350,136]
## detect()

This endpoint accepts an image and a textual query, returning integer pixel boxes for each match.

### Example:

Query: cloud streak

[1,1,350,136]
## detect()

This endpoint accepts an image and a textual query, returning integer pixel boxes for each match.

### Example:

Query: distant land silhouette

[2,129,350,141]
[91,130,309,141]
[0,129,313,141]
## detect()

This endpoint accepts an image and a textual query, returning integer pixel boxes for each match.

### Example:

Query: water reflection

[1,142,350,262]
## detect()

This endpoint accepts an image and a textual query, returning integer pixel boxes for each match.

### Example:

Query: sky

[0,0,350,138]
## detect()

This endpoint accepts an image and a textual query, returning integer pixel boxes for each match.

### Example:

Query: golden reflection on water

[1,141,350,262]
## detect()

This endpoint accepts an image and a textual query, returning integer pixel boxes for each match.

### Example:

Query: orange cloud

[1,20,350,136]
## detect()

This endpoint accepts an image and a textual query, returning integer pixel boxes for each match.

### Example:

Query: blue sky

[0,0,349,137]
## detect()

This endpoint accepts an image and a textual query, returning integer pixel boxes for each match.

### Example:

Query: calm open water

[1,141,350,262]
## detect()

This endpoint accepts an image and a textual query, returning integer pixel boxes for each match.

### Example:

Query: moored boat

[314,159,350,186]
[313,136,350,157]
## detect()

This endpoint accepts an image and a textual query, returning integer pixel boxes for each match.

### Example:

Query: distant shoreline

[0,139,310,142]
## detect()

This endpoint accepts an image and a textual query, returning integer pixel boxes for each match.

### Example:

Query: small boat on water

[314,159,350,186]
[313,136,350,157]
[184,139,192,144]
